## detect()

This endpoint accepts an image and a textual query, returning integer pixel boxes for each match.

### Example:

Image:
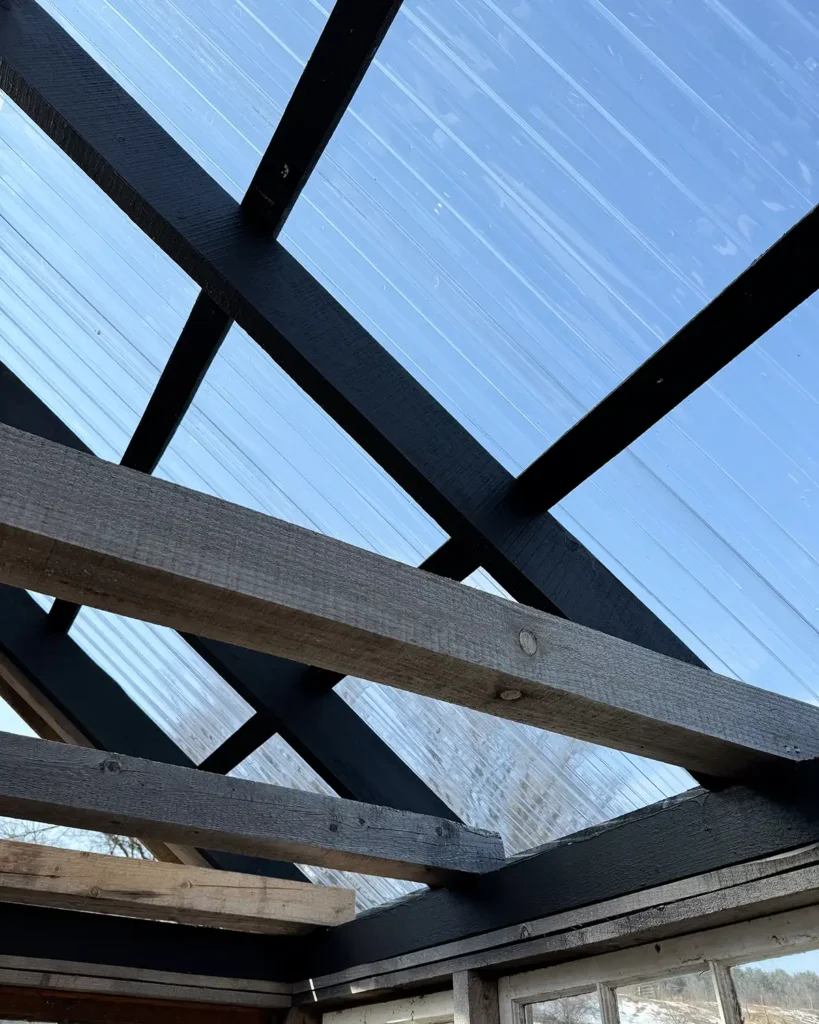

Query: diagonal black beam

[241,0,403,230]
[187,639,459,817]
[0,360,460,821]
[121,292,232,475]
[47,0,406,636]
[0,0,701,667]
[514,206,819,510]
[48,292,232,632]
[305,764,819,976]
[197,710,274,774]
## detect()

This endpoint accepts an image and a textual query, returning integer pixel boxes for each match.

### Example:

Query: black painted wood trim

[305,767,819,975]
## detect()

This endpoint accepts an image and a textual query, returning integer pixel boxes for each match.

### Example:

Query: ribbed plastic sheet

[36,0,335,198]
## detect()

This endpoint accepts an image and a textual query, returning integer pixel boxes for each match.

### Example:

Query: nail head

[499,688,523,701]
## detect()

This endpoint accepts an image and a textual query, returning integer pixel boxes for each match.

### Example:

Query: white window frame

[499,903,819,1024]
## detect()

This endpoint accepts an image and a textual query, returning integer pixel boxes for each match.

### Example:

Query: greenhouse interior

[1,0,819,1022]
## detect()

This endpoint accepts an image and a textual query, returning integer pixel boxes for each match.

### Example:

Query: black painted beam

[47,293,232,632]
[197,710,275,774]
[0,361,459,820]
[514,206,819,511]
[0,0,700,666]
[0,901,303,982]
[306,765,819,975]
[242,0,403,230]
[122,292,232,475]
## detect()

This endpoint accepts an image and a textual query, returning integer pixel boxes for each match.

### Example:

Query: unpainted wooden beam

[0,423,816,778]
[0,731,504,883]
[0,838,354,933]
[454,971,499,1024]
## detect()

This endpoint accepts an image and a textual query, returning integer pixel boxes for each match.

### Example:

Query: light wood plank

[0,731,504,882]
[0,837,354,933]
[0,423,817,775]
[454,971,499,1024]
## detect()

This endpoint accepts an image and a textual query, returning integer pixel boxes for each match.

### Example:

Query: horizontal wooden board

[0,838,355,933]
[0,732,503,883]
[0,423,817,776]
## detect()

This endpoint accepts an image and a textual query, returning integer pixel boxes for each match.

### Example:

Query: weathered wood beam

[0,731,503,883]
[0,362,460,821]
[0,838,354,933]
[0,424,816,778]
[454,972,499,1024]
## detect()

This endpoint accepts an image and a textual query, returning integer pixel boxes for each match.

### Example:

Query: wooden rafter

[0,422,816,777]
[0,731,503,883]
[0,838,355,933]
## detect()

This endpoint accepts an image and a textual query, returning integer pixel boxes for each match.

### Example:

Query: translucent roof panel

[233,734,421,911]
[0,90,198,460]
[70,608,253,764]
[338,569,691,858]
[283,0,816,471]
[156,324,445,563]
[559,293,819,703]
[39,0,335,198]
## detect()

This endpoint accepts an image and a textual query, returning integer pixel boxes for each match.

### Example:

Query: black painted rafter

[514,206,819,511]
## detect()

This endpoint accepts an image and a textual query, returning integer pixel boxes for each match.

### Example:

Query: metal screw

[518,629,537,655]
[281,163,289,179]
[499,688,523,701]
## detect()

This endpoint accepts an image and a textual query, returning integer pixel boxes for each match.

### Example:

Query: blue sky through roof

[1,0,818,901]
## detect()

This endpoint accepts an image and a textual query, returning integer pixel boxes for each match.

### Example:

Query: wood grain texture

[0,583,309,883]
[498,902,819,1013]
[596,985,620,1024]
[0,424,816,777]
[709,962,742,1024]
[454,972,499,1024]
[0,731,503,882]
[0,364,458,822]
[0,838,354,932]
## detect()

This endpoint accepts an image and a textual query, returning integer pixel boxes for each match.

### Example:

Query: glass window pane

[733,951,819,1018]
[233,735,421,911]
[156,324,445,562]
[0,90,198,461]
[527,993,602,1024]
[39,0,334,197]
[70,608,253,764]
[284,0,815,471]
[618,972,718,1024]
[560,293,819,702]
